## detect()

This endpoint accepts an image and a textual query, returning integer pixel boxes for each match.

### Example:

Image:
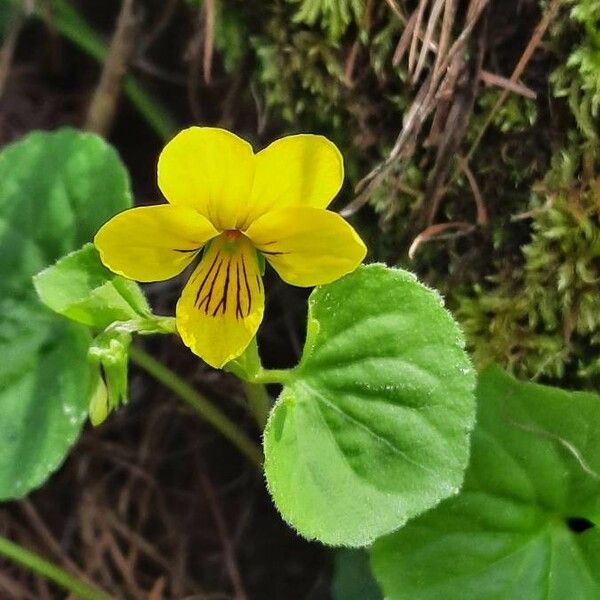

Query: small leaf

[264,264,476,546]
[88,327,132,422]
[34,243,150,329]
[0,128,132,499]
[0,311,96,499]
[371,366,600,599]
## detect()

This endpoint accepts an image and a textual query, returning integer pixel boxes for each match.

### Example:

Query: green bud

[88,327,132,424]
[89,377,110,427]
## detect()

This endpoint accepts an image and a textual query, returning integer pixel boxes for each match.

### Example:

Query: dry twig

[342,0,489,218]
[458,157,488,228]
[408,221,476,259]
[85,0,141,136]
[203,0,216,85]
[479,69,536,99]
[465,0,563,162]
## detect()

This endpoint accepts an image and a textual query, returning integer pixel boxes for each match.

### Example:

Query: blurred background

[0,0,597,597]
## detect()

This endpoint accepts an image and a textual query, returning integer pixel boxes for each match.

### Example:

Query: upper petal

[245,207,366,287]
[157,127,255,231]
[240,134,344,229]
[94,205,219,282]
[176,233,265,368]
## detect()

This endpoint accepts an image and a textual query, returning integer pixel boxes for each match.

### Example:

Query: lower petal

[95,205,219,282]
[176,233,265,368]
[245,207,366,287]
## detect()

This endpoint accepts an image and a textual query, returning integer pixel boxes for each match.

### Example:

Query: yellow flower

[94,127,366,368]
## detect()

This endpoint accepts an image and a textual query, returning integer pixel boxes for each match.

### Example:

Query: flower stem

[0,536,109,600]
[253,368,294,385]
[129,346,263,468]
[241,381,271,430]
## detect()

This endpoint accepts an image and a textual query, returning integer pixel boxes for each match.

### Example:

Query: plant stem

[129,346,263,468]
[0,536,108,600]
[241,381,271,430]
[253,368,294,385]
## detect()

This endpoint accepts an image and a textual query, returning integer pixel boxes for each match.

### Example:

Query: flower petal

[239,135,343,228]
[94,205,219,282]
[245,207,366,287]
[176,233,265,368]
[157,127,255,230]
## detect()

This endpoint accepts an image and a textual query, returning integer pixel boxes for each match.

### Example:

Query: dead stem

[85,0,141,136]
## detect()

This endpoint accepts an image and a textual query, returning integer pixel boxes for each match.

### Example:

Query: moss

[455,144,600,385]
[550,0,600,140]
[472,90,538,135]
[199,0,600,387]
[252,22,346,127]
[287,0,364,43]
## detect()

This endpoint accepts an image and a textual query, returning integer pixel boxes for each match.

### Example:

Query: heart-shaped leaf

[371,366,600,599]
[0,128,131,499]
[263,264,476,546]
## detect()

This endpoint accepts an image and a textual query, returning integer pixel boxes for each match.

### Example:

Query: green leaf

[332,550,383,600]
[0,320,93,499]
[264,264,476,546]
[34,243,149,329]
[371,366,600,599]
[0,128,131,260]
[0,128,132,499]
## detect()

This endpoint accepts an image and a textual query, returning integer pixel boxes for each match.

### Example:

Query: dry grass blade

[200,474,248,600]
[458,157,488,228]
[384,0,407,23]
[20,501,87,582]
[203,0,215,85]
[409,222,476,259]
[101,511,172,575]
[479,70,536,99]
[408,0,429,76]
[343,0,489,218]
[414,0,446,83]
[466,0,563,162]
[0,571,38,600]
[423,0,488,105]
[431,0,456,81]
[148,577,166,600]
[393,10,418,67]
[341,72,436,217]
[420,0,487,227]
[85,0,140,136]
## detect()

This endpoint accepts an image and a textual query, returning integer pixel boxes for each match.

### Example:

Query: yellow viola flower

[94,127,366,368]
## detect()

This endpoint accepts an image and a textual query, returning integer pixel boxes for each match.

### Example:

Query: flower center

[224,229,242,241]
